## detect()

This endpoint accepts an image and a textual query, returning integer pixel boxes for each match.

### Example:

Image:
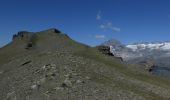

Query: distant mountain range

[102,39,170,78]
[102,39,170,60]
[126,42,170,51]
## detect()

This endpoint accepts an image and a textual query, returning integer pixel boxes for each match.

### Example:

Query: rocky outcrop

[12,31,33,41]
[142,60,155,72]
[12,28,61,41]
[96,45,114,56]
[12,31,39,50]
[25,42,33,49]
[41,28,61,33]
[96,45,123,61]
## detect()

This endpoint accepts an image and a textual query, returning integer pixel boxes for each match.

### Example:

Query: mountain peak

[12,28,62,41]
[7,28,85,52]
[101,38,122,46]
[12,31,33,41]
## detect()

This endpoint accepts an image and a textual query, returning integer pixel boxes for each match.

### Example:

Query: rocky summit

[0,28,170,100]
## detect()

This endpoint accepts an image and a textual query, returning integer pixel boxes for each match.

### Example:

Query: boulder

[96,45,114,56]
[143,60,155,72]
[25,42,33,49]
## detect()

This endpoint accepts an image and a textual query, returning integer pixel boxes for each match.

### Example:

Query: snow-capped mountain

[102,39,170,60]
[126,42,170,51]
[102,39,170,78]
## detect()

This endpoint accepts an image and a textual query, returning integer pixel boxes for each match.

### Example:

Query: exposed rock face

[12,34,18,40]
[102,39,134,60]
[41,28,61,33]
[12,31,39,50]
[96,45,114,56]
[12,31,33,41]
[141,60,155,72]
[25,42,33,49]
[96,45,123,61]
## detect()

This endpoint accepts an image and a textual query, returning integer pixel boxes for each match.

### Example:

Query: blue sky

[0,0,170,47]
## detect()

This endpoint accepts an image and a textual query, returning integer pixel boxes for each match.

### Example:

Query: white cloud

[96,10,120,32]
[110,26,120,32]
[99,22,120,32]
[96,11,101,20]
[95,35,106,39]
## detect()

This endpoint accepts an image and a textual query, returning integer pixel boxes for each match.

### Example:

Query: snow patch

[126,42,170,51]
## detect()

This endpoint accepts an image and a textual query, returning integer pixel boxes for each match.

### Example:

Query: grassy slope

[0,30,170,99]
[74,47,170,100]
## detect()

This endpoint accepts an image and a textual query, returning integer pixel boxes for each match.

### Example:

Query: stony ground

[0,50,170,100]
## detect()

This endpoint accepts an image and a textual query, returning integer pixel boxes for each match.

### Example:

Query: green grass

[74,47,170,99]
[91,72,166,100]
[30,34,39,45]
[75,47,170,86]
